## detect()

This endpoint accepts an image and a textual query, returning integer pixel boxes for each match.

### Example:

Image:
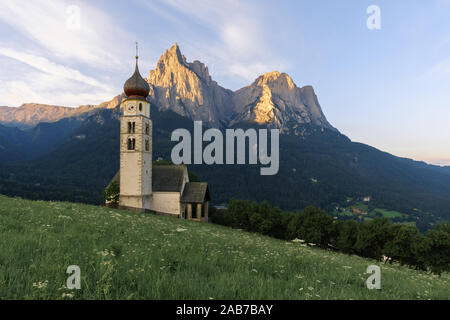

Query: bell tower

[119,43,152,211]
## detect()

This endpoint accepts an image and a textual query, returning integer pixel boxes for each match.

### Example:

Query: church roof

[152,165,187,192]
[181,182,210,203]
[107,165,210,202]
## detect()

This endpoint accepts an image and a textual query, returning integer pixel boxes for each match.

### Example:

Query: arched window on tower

[145,139,149,151]
[139,103,143,112]
[127,138,136,150]
[128,122,132,134]
[145,123,149,135]
[132,122,136,134]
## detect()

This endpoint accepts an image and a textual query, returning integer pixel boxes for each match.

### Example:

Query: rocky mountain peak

[232,70,336,132]
[147,43,233,125]
[254,71,295,90]
[152,43,213,85]
[1,44,336,133]
[158,43,188,68]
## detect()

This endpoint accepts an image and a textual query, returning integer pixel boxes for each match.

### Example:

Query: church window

[128,122,132,134]
[139,103,143,112]
[132,122,135,134]
[145,123,150,135]
[127,138,135,150]
[145,139,149,151]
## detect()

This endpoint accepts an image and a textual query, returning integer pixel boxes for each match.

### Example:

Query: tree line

[210,199,450,275]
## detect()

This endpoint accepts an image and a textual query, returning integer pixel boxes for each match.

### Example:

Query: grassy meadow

[0,195,448,300]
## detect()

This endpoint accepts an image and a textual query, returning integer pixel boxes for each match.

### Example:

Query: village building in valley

[106,50,210,222]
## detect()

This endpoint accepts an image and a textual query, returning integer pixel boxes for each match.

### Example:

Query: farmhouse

[106,52,210,221]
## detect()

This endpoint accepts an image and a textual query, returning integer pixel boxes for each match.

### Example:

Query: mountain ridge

[1,44,450,227]
[1,105,449,230]
[0,43,333,133]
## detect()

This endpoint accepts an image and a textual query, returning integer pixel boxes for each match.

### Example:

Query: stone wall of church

[119,194,143,211]
[152,192,181,216]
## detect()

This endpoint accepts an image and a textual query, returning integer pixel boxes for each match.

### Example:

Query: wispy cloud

[0,69,116,108]
[0,0,131,106]
[144,0,289,88]
[0,48,111,90]
[0,0,130,69]
[419,57,450,81]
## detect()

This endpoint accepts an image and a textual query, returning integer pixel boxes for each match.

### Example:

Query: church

[106,51,210,222]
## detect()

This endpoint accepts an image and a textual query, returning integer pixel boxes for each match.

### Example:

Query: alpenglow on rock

[147,43,234,126]
[1,43,336,133]
[231,71,335,132]
[146,44,335,132]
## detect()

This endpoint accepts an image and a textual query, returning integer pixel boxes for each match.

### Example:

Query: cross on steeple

[135,41,139,62]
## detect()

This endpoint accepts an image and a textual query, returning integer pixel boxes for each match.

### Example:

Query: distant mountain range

[0,43,449,229]
[0,43,334,133]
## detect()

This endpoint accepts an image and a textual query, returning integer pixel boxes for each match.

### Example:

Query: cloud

[0,71,115,108]
[0,48,110,90]
[0,49,116,107]
[0,0,130,69]
[144,0,289,88]
[419,57,450,81]
[0,0,131,106]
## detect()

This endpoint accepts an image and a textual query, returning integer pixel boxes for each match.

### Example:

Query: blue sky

[0,0,449,165]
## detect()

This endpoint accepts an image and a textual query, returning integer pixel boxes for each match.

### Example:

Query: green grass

[0,195,448,300]
[374,208,404,218]
[353,204,369,212]
[338,211,354,217]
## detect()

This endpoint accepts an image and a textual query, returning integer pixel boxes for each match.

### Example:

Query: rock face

[147,43,233,126]
[231,71,335,132]
[0,43,335,133]
[147,44,335,132]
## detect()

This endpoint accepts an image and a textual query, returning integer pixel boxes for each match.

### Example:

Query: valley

[0,44,449,232]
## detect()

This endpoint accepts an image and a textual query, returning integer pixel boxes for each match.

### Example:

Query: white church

[106,52,210,222]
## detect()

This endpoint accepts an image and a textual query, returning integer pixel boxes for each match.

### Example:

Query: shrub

[103,181,119,208]
[336,220,359,254]
[423,223,450,276]
[383,224,421,266]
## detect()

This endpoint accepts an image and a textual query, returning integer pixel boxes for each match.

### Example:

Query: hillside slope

[1,106,449,228]
[0,195,448,299]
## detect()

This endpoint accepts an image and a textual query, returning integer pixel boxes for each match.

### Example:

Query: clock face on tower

[127,104,136,113]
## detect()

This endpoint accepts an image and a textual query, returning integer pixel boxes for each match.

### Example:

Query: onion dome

[123,60,150,98]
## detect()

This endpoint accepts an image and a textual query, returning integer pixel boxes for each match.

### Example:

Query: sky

[0,0,449,166]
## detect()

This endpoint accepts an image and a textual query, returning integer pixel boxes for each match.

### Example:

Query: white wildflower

[32,280,48,289]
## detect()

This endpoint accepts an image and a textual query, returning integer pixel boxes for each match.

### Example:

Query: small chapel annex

[106,50,210,222]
